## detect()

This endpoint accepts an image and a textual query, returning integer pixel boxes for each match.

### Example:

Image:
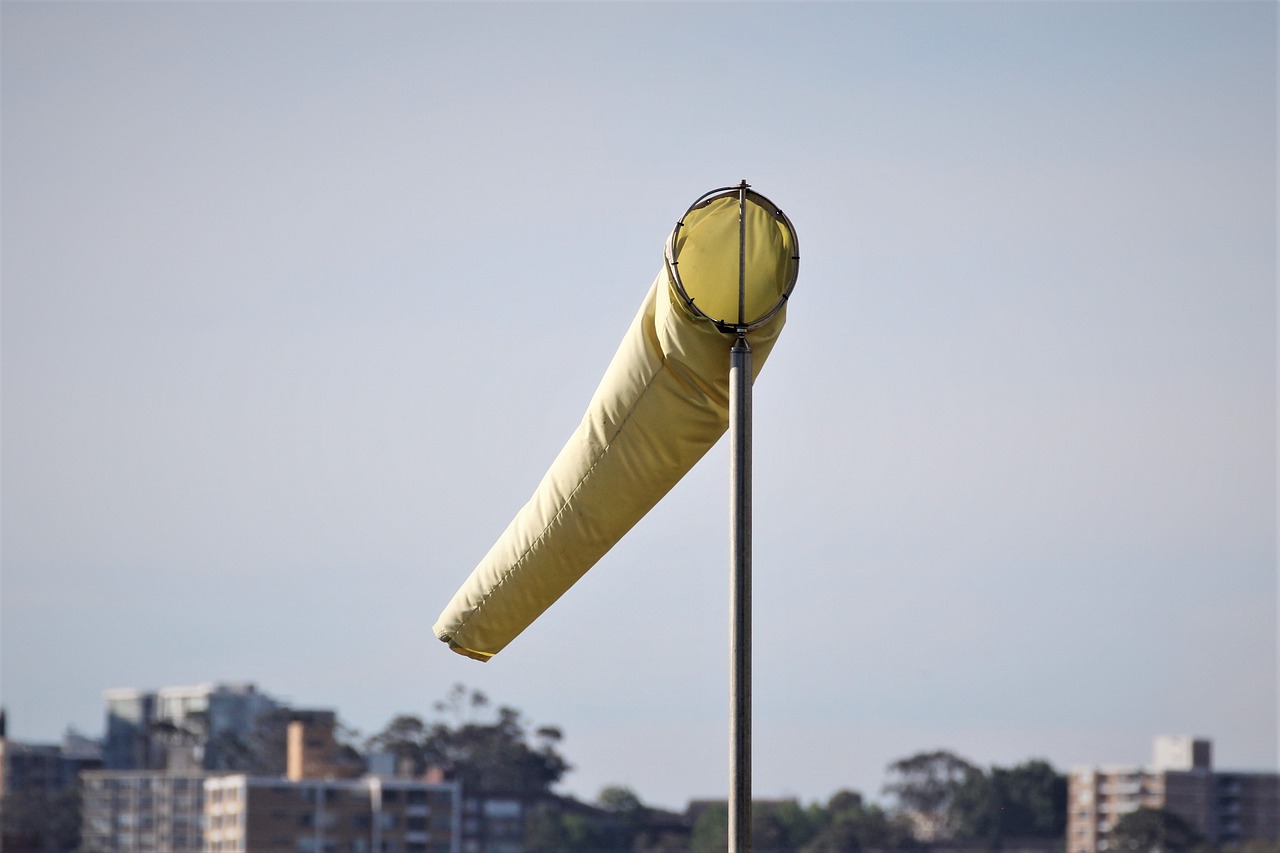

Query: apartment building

[203,775,460,853]
[0,720,103,853]
[104,683,284,771]
[458,793,525,853]
[1067,736,1278,853]
[80,770,210,853]
[0,727,102,800]
[1215,772,1280,847]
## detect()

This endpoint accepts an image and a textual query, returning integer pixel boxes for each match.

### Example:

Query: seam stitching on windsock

[449,355,672,639]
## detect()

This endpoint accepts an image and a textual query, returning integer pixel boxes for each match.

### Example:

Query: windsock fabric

[434,193,795,661]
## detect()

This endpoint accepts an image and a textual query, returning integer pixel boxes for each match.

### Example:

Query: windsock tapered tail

[434,184,798,661]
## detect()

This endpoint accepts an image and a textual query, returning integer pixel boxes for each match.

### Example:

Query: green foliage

[883,750,981,841]
[596,784,656,844]
[363,699,1078,852]
[366,684,570,796]
[949,758,1067,844]
[689,802,730,853]
[882,750,1066,845]
[598,785,646,814]
[802,791,919,853]
[524,802,620,853]
[754,799,822,851]
[690,793,918,853]
[996,760,1067,838]
[1110,807,1202,853]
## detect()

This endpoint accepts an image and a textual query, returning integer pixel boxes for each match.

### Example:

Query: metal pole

[729,177,753,853]
[729,330,752,853]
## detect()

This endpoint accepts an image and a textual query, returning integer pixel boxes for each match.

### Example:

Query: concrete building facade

[1067,736,1278,853]
[104,683,281,771]
[1214,772,1280,847]
[80,770,210,853]
[203,775,461,853]
[1,726,103,853]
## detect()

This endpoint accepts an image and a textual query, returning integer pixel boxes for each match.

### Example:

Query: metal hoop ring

[665,182,800,334]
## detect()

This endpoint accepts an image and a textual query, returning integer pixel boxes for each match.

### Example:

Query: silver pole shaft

[729,332,753,853]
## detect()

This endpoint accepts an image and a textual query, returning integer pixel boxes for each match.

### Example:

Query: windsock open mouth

[667,183,799,333]
[433,184,798,661]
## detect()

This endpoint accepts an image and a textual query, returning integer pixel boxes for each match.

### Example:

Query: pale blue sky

[2,1,1275,810]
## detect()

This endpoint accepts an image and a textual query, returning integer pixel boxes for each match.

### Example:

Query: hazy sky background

[3,1,1275,811]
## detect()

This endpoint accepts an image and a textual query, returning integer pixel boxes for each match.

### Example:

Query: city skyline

[3,1,1275,812]
[7,680,1271,812]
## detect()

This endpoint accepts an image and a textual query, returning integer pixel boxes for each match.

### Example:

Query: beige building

[1067,736,1278,853]
[80,770,210,853]
[202,713,459,853]
[81,710,460,853]
[204,774,459,853]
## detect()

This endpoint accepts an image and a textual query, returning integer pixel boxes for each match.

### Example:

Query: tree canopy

[883,750,981,841]
[1110,807,1202,853]
[882,750,1066,845]
[950,758,1067,843]
[366,684,570,796]
[687,793,918,853]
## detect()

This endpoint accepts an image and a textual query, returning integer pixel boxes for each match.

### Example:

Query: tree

[755,800,821,851]
[997,759,1066,838]
[949,765,1000,843]
[597,785,651,843]
[598,785,646,814]
[947,759,1067,845]
[689,802,730,853]
[1110,807,1201,853]
[436,704,569,794]
[594,786,695,853]
[227,706,293,775]
[366,713,431,776]
[366,685,570,796]
[688,800,826,853]
[883,750,980,842]
[828,790,865,815]
[524,801,619,853]
[802,791,918,853]
[433,682,491,724]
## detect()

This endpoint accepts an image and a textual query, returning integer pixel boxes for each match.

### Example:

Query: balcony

[1100,783,1142,796]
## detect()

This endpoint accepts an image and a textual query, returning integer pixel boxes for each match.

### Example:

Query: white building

[104,683,282,771]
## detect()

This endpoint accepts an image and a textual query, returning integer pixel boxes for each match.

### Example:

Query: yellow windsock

[434,186,798,661]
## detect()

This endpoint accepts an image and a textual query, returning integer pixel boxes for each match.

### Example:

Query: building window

[482,799,520,819]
